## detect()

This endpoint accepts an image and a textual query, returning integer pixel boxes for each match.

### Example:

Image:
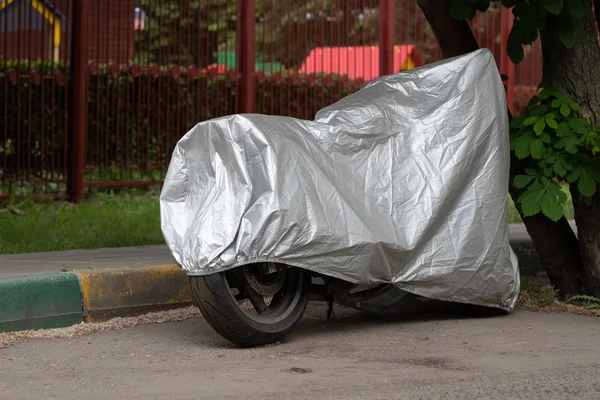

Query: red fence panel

[0,0,545,201]
[83,0,238,190]
[0,0,72,200]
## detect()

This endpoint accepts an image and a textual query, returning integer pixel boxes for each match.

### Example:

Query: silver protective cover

[160,49,520,311]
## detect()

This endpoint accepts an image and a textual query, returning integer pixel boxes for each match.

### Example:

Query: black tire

[190,264,311,348]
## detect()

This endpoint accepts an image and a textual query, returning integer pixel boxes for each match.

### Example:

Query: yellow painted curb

[77,265,193,322]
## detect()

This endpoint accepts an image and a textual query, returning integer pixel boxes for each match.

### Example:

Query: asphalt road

[2,305,600,400]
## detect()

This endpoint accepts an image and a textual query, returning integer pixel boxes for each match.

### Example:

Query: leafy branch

[510,86,600,221]
[445,0,590,63]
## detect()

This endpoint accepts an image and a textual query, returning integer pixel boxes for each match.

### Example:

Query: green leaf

[558,19,576,48]
[567,99,580,111]
[511,116,525,129]
[539,88,553,99]
[565,139,578,154]
[545,116,558,130]
[578,167,597,196]
[507,35,524,64]
[514,135,533,159]
[541,132,552,143]
[530,139,546,158]
[525,168,538,176]
[574,25,588,41]
[560,102,571,117]
[527,96,540,108]
[561,157,574,170]
[523,24,542,45]
[531,105,548,117]
[543,0,564,15]
[553,159,567,176]
[559,189,568,203]
[511,11,542,43]
[569,118,589,132]
[550,182,569,203]
[520,183,545,217]
[534,118,546,135]
[557,122,571,137]
[450,0,475,20]
[514,174,536,189]
[475,0,491,12]
[567,166,582,183]
[524,116,540,126]
[551,98,562,108]
[568,0,587,18]
[587,162,600,181]
[542,190,564,221]
[520,179,565,220]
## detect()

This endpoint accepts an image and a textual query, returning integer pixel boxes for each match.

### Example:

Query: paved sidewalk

[0,245,175,279]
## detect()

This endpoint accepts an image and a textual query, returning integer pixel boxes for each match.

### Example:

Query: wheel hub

[243,263,287,296]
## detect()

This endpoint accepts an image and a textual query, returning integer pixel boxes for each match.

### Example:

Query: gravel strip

[0,306,202,348]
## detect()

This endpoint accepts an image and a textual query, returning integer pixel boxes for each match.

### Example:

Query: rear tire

[190,264,311,348]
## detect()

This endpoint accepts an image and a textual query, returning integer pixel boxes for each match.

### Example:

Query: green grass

[0,188,576,255]
[0,190,163,254]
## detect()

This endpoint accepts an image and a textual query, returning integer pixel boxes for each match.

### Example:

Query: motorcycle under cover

[160,49,520,312]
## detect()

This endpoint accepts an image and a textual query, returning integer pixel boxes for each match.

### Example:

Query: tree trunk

[594,0,600,30]
[418,0,585,296]
[540,0,600,296]
[571,191,600,296]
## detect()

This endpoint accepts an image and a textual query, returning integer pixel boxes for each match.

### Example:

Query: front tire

[190,263,311,348]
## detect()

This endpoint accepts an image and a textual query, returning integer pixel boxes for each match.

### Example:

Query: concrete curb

[78,265,192,322]
[0,234,544,334]
[0,266,190,333]
[0,273,83,333]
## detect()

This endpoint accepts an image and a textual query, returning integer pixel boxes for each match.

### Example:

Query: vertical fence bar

[379,0,395,77]
[238,0,256,114]
[67,0,90,203]
[500,7,515,114]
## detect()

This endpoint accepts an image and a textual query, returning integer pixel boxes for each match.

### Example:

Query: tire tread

[189,269,310,347]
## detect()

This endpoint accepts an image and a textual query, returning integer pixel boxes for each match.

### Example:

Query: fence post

[67,0,90,203]
[238,0,256,114]
[500,8,515,114]
[379,0,395,77]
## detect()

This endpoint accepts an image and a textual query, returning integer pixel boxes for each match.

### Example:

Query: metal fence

[0,0,542,201]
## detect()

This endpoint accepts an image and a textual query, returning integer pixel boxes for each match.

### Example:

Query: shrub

[0,64,364,194]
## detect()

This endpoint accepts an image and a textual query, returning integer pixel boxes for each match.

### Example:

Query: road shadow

[294,302,507,336]
[181,301,509,349]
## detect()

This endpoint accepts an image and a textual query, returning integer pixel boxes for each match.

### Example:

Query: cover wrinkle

[161,49,520,312]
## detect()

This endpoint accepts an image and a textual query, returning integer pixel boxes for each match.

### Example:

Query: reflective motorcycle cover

[160,49,520,312]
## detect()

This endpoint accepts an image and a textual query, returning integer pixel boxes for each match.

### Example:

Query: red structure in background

[299,45,423,81]
[0,0,135,63]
